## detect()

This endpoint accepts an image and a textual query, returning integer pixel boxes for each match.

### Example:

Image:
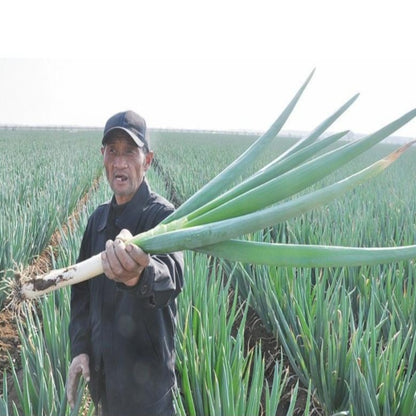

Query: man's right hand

[66,353,90,409]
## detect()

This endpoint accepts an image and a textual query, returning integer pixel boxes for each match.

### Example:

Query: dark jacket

[69,179,184,415]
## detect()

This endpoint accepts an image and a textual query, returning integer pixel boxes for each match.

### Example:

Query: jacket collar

[97,179,152,233]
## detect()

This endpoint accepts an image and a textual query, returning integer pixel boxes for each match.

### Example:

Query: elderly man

[66,111,184,416]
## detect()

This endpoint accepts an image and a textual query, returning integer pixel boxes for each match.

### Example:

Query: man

[66,110,184,416]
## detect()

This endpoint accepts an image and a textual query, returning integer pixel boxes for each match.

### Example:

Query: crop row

[0,130,103,306]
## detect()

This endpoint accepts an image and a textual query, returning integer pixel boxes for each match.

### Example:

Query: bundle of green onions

[17,70,416,300]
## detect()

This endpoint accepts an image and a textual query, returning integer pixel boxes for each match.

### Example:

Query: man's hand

[66,353,90,409]
[101,229,150,287]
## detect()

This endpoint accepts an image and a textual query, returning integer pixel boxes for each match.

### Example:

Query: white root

[20,254,103,300]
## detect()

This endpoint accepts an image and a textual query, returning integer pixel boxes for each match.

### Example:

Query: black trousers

[91,368,175,416]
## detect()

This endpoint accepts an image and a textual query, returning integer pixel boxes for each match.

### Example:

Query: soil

[240,308,322,416]
[0,308,23,414]
[0,309,19,373]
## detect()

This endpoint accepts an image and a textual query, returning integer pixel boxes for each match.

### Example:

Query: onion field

[1,126,416,415]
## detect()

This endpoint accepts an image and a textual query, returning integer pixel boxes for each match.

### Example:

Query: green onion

[199,239,416,268]
[16,71,416,301]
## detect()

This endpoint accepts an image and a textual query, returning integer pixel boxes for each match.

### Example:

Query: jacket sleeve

[68,219,93,359]
[117,251,184,308]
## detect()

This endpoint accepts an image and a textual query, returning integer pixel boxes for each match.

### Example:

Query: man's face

[101,132,153,205]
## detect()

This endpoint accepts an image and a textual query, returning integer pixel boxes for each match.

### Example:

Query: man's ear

[144,151,154,170]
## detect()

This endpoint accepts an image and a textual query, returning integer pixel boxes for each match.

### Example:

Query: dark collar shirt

[69,179,184,415]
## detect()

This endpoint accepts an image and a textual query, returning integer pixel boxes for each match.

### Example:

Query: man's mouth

[114,174,128,183]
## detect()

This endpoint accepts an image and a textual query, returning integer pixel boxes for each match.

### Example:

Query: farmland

[1,126,416,415]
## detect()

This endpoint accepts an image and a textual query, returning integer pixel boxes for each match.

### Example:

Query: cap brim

[102,127,145,147]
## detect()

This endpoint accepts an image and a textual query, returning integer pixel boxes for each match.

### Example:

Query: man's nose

[113,154,128,168]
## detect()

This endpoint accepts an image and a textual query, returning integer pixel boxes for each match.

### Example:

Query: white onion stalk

[13,70,416,302]
[18,254,102,300]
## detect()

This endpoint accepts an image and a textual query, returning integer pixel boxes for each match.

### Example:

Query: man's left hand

[101,229,150,287]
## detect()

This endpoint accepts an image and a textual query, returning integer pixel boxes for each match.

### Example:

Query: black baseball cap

[102,110,149,149]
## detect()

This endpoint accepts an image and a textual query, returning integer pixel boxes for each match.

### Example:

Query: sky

[1,0,416,138]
